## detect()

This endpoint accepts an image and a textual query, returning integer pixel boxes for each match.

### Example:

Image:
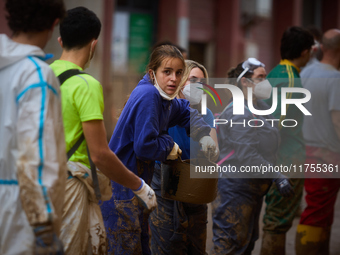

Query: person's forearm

[82,120,142,190]
[91,149,141,190]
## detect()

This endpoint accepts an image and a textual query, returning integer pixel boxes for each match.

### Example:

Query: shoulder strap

[58,69,101,200]
[87,147,101,201]
[67,134,85,160]
[57,69,86,86]
[58,69,87,159]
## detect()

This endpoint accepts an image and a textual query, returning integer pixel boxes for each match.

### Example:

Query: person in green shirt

[260,26,314,255]
[50,7,157,254]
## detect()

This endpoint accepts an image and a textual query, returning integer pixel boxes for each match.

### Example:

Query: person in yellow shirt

[50,7,157,254]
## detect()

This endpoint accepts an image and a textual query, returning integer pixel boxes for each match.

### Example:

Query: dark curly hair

[60,7,101,50]
[280,26,314,60]
[5,0,65,34]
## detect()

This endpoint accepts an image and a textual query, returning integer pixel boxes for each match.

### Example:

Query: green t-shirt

[265,59,305,168]
[50,60,104,168]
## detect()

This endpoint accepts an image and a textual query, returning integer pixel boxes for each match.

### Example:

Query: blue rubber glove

[34,225,64,255]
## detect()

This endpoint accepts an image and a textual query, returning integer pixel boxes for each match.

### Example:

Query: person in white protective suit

[0,0,67,254]
[50,7,158,254]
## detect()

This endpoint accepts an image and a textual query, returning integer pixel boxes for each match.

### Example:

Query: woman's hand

[166,142,182,160]
[199,136,219,161]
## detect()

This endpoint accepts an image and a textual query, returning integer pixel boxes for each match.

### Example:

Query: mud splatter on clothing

[211,178,271,255]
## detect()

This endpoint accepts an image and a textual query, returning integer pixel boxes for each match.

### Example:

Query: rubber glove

[33,224,64,255]
[199,136,218,161]
[132,178,157,211]
[166,142,182,160]
[274,177,294,197]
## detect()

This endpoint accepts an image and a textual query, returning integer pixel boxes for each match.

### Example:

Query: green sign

[128,13,153,74]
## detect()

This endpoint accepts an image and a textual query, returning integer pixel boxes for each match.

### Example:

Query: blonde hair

[179,60,209,88]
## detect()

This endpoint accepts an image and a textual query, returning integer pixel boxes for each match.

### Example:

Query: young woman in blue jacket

[100,45,218,255]
[149,60,219,254]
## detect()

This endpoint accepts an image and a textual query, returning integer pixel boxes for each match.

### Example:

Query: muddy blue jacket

[108,74,211,200]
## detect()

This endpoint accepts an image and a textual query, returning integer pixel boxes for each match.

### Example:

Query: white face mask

[182,82,204,105]
[152,71,180,100]
[84,41,95,70]
[253,79,272,100]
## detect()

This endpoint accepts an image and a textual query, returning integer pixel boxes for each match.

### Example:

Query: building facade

[1,0,340,134]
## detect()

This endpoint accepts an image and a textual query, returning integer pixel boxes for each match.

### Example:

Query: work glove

[132,178,157,211]
[33,224,64,255]
[166,142,182,160]
[199,136,219,161]
[274,177,294,197]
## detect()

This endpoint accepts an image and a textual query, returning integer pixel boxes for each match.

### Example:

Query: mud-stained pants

[299,146,340,227]
[100,159,154,255]
[262,178,304,233]
[101,194,150,255]
[149,166,207,255]
[261,178,304,255]
[211,178,271,255]
[295,146,340,255]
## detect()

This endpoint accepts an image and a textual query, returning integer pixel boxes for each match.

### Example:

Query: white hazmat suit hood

[0,35,43,69]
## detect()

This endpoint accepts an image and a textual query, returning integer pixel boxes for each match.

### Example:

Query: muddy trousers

[295,146,340,255]
[149,166,208,255]
[260,178,304,255]
[101,159,155,255]
[149,195,207,255]
[101,195,150,255]
[211,178,271,255]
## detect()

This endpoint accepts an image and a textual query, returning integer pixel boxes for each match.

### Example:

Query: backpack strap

[66,134,85,160]
[57,69,87,159]
[57,68,101,201]
[58,69,86,86]
[87,146,101,201]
